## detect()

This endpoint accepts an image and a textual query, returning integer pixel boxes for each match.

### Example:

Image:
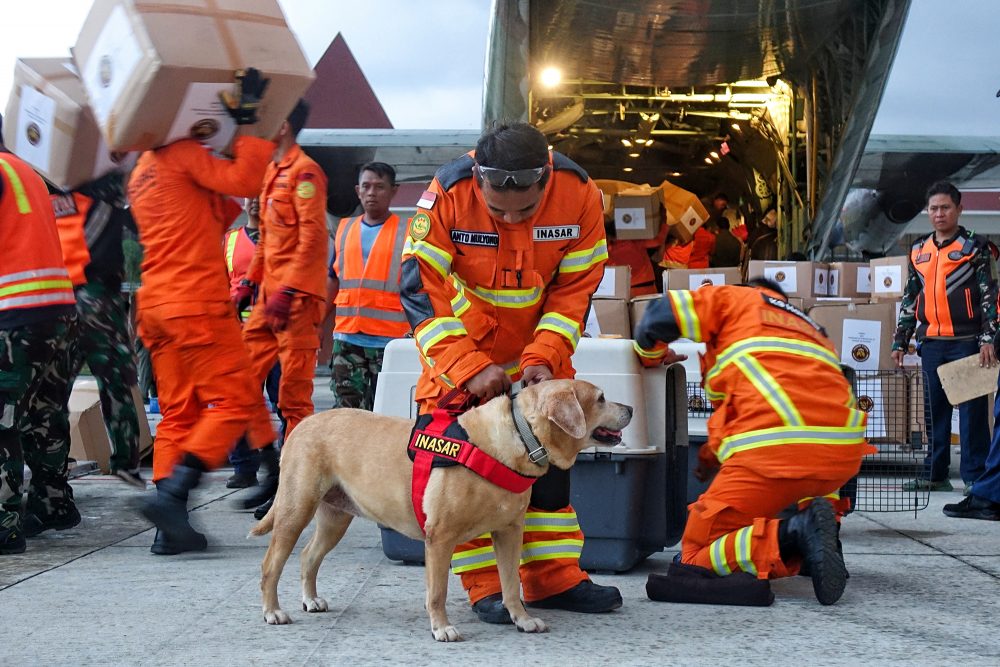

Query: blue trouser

[970,380,1000,503]
[229,363,285,474]
[919,338,991,483]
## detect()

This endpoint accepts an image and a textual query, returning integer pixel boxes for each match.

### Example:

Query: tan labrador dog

[250,378,632,641]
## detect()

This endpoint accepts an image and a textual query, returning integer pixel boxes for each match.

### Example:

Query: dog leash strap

[411,451,433,533]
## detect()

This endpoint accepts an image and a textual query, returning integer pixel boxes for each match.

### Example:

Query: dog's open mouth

[592,426,623,445]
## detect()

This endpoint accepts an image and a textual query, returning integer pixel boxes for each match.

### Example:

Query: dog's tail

[248,503,275,537]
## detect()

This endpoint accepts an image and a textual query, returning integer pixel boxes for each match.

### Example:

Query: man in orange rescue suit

[233,99,328,512]
[127,69,277,555]
[320,161,410,410]
[892,181,997,494]
[634,278,875,605]
[399,121,622,623]
[0,115,78,555]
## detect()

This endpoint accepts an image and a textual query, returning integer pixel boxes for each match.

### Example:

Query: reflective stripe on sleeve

[558,239,608,274]
[415,317,468,355]
[535,312,582,349]
[0,158,32,213]
[403,238,453,278]
[667,291,702,341]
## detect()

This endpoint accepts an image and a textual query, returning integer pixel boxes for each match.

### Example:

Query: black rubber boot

[471,593,513,625]
[779,498,847,605]
[253,495,274,521]
[0,523,26,555]
[526,580,623,613]
[142,460,207,555]
[239,445,278,510]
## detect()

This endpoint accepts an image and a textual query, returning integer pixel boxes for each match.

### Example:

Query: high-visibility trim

[453,275,544,309]
[558,239,608,274]
[535,312,582,349]
[334,305,409,322]
[846,406,866,429]
[224,230,239,273]
[502,360,521,377]
[519,538,584,564]
[797,492,842,505]
[415,317,468,356]
[0,157,32,213]
[523,511,580,532]
[0,278,75,299]
[450,290,471,317]
[633,340,666,360]
[706,337,841,384]
[709,533,732,575]
[716,424,868,462]
[734,526,758,575]
[668,291,702,341]
[732,356,803,427]
[0,268,72,287]
[704,385,726,401]
[0,291,77,310]
[403,238,453,278]
[451,545,497,573]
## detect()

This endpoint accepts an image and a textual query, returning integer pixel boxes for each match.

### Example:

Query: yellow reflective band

[503,361,521,377]
[0,278,74,299]
[0,158,32,214]
[415,317,467,356]
[558,239,608,273]
[733,355,803,426]
[735,526,758,575]
[451,544,497,573]
[536,312,582,349]
[523,512,580,532]
[450,290,471,317]
[706,337,841,384]
[224,231,239,273]
[717,424,868,462]
[633,341,665,359]
[519,538,584,564]
[403,238,453,278]
[452,275,543,309]
[668,291,702,341]
[709,534,732,575]
[846,407,866,429]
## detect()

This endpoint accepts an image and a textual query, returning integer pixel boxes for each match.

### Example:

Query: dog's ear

[541,386,588,439]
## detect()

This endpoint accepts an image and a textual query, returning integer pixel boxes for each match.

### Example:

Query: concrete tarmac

[3,382,1000,665]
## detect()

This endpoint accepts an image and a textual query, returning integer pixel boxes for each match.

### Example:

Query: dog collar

[511,394,549,466]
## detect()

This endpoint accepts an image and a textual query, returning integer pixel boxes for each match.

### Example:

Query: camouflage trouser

[330,340,385,411]
[0,314,78,529]
[68,281,141,473]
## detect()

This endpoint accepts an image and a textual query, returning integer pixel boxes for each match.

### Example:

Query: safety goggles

[476,164,546,188]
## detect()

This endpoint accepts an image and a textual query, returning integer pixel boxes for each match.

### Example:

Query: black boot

[142,458,207,555]
[239,445,279,510]
[779,498,847,605]
[253,495,274,520]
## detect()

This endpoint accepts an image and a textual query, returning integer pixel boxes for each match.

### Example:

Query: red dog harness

[408,400,537,533]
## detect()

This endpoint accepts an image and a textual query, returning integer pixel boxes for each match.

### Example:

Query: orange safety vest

[52,192,93,286]
[332,214,411,338]
[224,226,258,319]
[910,230,988,339]
[0,153,76,315]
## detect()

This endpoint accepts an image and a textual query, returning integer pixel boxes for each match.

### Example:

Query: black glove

[219,67,270,125]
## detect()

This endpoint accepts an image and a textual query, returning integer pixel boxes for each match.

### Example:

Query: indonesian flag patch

[417,189,437,209]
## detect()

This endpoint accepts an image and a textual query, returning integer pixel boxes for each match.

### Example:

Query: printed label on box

[688,273,726,290]
[841,318,882,370]
[594,267,617,297]
[15,85,56,173]
[165,82,238,153]
[857,381,887,439]
[680,205,702,230]
[872,265,903,293]
[763,265,797,293]
[828,269,840,295]
[813,268,829,296]
[584,307,601,337]
[614,207,647,232]
[82,4,143,127]
[857,267,872,293]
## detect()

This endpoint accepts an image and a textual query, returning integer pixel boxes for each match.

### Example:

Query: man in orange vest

[319,161,410,410]
[235,99,328,511]
[0,114,79,554]
[128,69,277,554]
[400,122,622,623]
[634,278,874,605]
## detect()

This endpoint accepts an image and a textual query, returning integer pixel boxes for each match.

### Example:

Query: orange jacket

[399,151,608,407]
[127,136,273,310]
[52,192,92,286]
[0,152,76,321]
[331,214,411,338]
[608,224,665,296]
[660,240,692,269]
[246,144,328,299]
[688,226,716,269]
[634,285,875,477]
[224,226,257,295]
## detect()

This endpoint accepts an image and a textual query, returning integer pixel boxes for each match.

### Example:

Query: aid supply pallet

[372,337,690,572]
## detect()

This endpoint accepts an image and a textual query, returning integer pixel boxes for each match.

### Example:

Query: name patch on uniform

[533,225,580,241]
[914,253,931,264]
[451,229,499,247]
[410,432,464,459]
[50,193,78,218]
[417,190,437,209]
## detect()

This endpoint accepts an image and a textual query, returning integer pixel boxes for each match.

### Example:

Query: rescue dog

[251,379,632,641]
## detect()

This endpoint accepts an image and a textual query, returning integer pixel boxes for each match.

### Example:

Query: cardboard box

[73,0,315,151]
[909,371,929,445]
[68,380,151,472]
[808,301,897,371]
[747,261,830,297]
[594,179,635,219]
[855,372,909,444]
[3,57,127,190]
[657,180,709,243]
[613,187,661,240]
[662,267,742,292]
[594,265,631,300]
[629,293,662,332]
[869,256,909,300]
[584,298,630,339]
[827,262,871,297]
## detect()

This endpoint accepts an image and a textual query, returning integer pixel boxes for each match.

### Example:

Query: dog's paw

[514,615,549,634]
[264,609,293,625]
[302,596,329,613]
[431,625,463,642]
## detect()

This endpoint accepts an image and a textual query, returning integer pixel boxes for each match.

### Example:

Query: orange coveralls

[127,136,276,481]
[634,285,875,578]
[242,144,328,436]
[399,151,608,603]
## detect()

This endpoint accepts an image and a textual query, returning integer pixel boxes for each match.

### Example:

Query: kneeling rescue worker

[399,121,621,623]
[633,278,875,605]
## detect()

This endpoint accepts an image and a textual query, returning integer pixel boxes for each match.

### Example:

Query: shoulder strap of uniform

[551,151,589,183]
[911,234,929,253]
[434,154,475,192]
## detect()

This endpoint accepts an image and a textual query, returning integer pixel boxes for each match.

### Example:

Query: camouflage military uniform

[68,279,141,473]
[0,314,78,530]
[330,340,384,410]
